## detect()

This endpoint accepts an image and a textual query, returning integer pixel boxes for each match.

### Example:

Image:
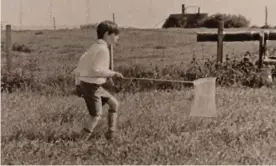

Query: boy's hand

[113,72,124,78]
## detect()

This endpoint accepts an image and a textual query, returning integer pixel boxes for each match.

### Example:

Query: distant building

[162,4,208,28]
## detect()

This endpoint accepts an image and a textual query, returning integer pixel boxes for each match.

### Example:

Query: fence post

[258,34,264,69]
[5,24,12,72]
[217,19,224,63]
[264,31,268,56]
[53,17,56,30]
[113,13,116,23]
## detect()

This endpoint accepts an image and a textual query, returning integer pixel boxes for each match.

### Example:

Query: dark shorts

[78,81,116,116]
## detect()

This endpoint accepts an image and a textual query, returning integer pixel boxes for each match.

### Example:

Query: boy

[74,20,124,141]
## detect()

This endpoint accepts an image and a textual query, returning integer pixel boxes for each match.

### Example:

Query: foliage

[12,43,32,53]
[260,25,276,29]
[162,13,250,29]
[202,13,250,28]
[162,15,206,29]
[162,16,185,28]
[1,54,274,95]
[80,24,98,29]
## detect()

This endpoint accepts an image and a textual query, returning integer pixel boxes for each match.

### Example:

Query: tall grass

[1,55,275,95]
[1,88,276,164]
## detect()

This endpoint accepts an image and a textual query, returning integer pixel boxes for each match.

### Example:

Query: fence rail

[196,20,276,68]
[197,31,261,42]
[266,32,276,40]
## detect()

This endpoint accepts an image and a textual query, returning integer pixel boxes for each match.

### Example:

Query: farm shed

[162,4,208,28]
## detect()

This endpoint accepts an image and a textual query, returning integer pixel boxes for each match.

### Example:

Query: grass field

[1,27,276,164]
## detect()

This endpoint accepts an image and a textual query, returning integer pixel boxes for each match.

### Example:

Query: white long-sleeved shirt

[73,39,115,85]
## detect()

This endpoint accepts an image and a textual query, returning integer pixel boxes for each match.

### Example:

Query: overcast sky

[1,0,276,29]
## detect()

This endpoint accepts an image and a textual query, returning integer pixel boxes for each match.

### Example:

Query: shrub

[35,31,43,35]
[162,13,250,29]
[12,43,32,53]
[80,24,98,29]
[111,56,274,93]
[1,54,274,95]
[162,16,185,28]
[202,13,250,28]
[251,25,260,28]
[1,67,36,93]
[1,41,4,50]
[260,25,276,29]
[162,15,205,29]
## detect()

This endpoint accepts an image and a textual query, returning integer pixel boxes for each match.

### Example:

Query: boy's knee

[108,97,119,113]
[89,110,103,117]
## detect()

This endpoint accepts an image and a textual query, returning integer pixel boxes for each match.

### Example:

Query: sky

[1,0,276,30]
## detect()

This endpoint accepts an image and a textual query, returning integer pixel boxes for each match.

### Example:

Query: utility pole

[265,6,268,27]
[19,0,23,30]
[86,0,91,24]
[113,13,115,23]
[53,17,56,29]
[50,0,53,28]
[68,0,72,28]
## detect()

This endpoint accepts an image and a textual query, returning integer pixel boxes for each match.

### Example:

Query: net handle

[122,77,193,84]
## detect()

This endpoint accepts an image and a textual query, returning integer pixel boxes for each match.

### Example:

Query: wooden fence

[196,20,276,68]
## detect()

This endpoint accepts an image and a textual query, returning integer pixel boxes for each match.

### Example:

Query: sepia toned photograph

[1,0,276,165]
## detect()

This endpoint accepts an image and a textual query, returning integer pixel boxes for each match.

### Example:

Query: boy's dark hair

[97,20,120,39]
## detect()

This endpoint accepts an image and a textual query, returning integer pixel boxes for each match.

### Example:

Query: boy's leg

[79,82,103,140]
[98,87,119,139]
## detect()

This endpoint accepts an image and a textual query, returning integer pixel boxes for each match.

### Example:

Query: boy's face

[104,32,119,45]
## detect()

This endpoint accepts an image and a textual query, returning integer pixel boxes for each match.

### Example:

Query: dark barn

[162,4,208,28]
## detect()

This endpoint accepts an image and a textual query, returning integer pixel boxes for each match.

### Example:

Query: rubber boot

[105,112,117,140]
[83,115,101,141]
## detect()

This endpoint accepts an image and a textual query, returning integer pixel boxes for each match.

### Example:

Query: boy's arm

[89,68,116,78]
[78,68,115,78]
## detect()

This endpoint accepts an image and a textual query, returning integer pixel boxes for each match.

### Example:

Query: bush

[12,43,32,53]
[162,15,206,29]
[1,67,36,93]
[202,13,250,28]
[1,54,274,95]
[250,25,260,28]
[162,16,185,28]
[113,57,274,92]
[35,31,43,35]
[162,13,250,29]
[80,24,98,29]
[260,25,276,29]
